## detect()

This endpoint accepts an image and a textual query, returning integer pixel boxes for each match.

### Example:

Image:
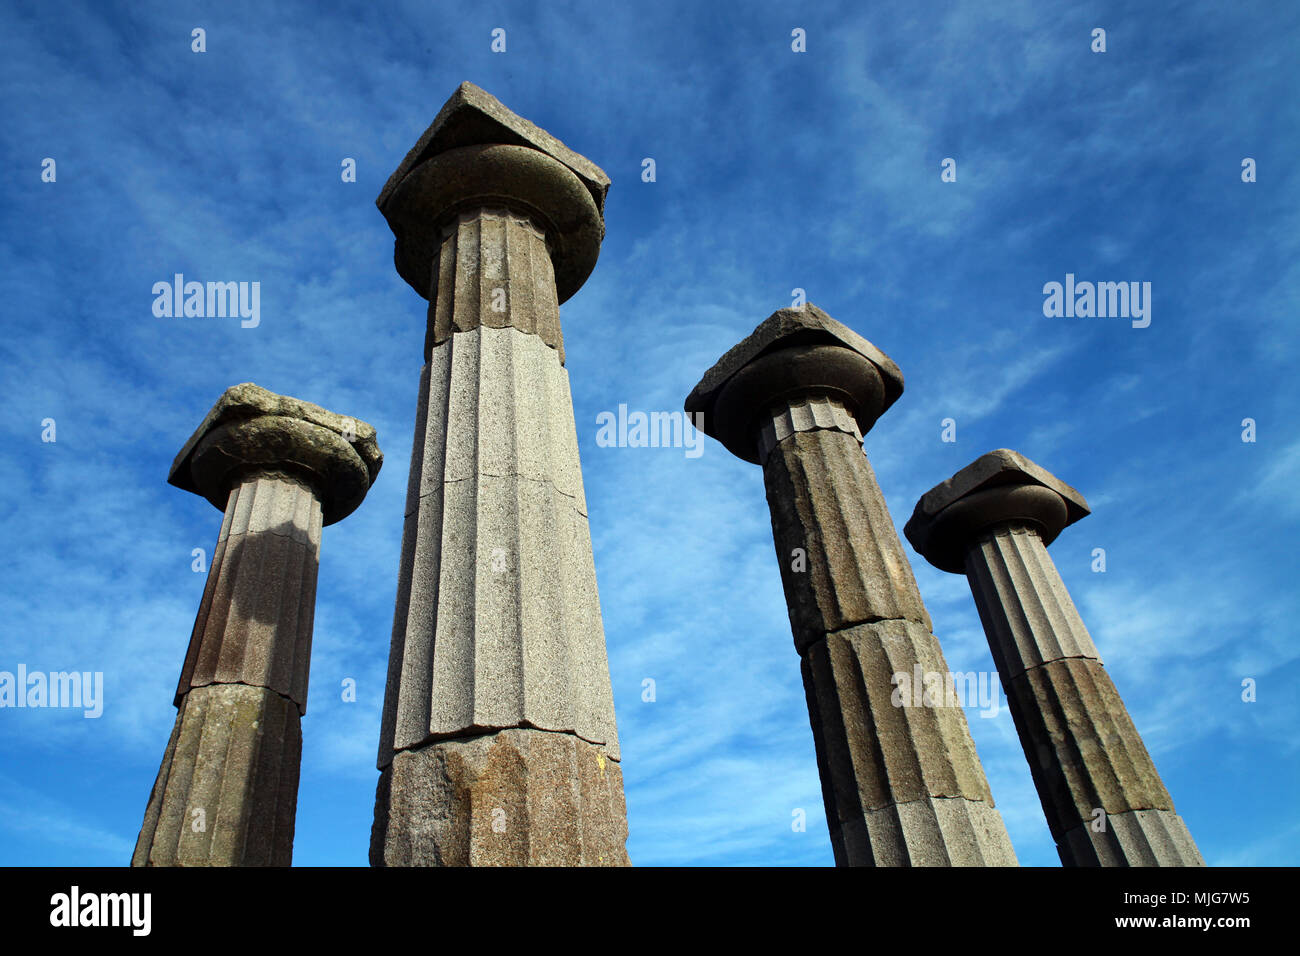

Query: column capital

[684,303,905,464]
[168,383,383,525]
[377,82,609,305]
[905,449,1089,573]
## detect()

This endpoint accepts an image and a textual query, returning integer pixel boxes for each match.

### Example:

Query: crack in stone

[408,471,586,517]
[225,527,313,542]
[182,679,303,714]
[823,611,928,637]
[1013,652,1104,676]
[392,723,615,759]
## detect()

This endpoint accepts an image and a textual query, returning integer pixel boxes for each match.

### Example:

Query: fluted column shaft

[373,87,623,864]
[135,475,322,867]
[179,476,322,710]
[685,305,1018,866]
[763,397,1017,866]
[135,383,381,867]
[963,522,1204,865]
[905,449,1203,866]
[372,206,627,866]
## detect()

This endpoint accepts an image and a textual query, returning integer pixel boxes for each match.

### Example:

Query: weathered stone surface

[1060,808,1205,867]
[686,303,903,428]
[134,683,302,867]
[757,392,862,463]
[377,326,618,764]
[378,82,610,221]
[376,82,608,303]
[913,449,1090,526]
[803,621,997,813]
[169,382,382,525]
[137,386,381,867]
[905,448,1087,572]
[374,86,627,866]
[1005,657,1175,837]
[909,452,1203,866]
[832,797,1020,867]
[427,208,565,360]
[417,321,587,508]
[763,417,930,648]
[686,305,903,464]
[176,476,322,711]
[371,729,629,867]
[964,523,1101,680]
[686,308,1016,866]
[385,145,602,307]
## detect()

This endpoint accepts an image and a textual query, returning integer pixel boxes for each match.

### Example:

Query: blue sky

[1,0,1297,867]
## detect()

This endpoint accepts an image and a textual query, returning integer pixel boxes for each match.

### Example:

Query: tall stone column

[685,304,1017,866]
[371,83,628,866]
[904,449,1203,866]
[134,383,382,866]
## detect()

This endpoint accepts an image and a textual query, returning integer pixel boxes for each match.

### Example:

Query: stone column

[904,449,1203,866]
[133,383,382,866]
[685,304,1017,866]
[371,82,628,866]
